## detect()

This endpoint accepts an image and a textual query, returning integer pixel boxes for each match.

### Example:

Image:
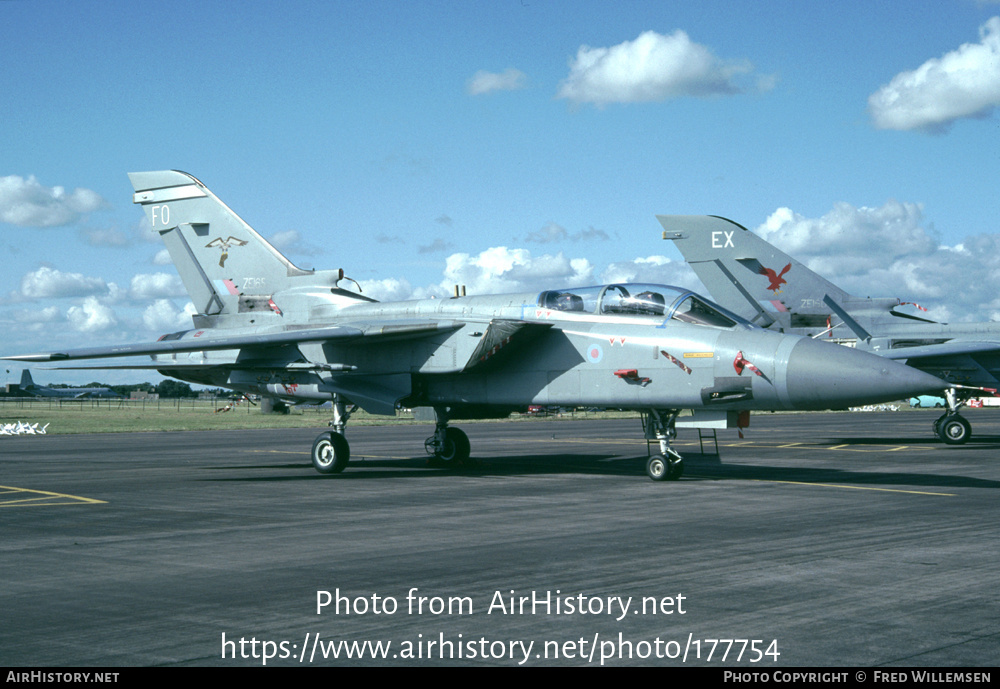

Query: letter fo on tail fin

[129,170,314,321]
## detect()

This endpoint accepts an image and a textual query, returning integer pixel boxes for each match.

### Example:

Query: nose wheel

[646,451,684,481]
[935,414,971,445]
[934,388,972,445]
[643,409,684,481]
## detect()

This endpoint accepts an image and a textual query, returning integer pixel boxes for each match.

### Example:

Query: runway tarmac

[1,411,998,667]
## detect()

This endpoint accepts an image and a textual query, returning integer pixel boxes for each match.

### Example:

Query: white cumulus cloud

[357,277,419,302]
[756,201,936,279]
[557,30,756,105]
[0,175,106,227]
[142,300,196,332]
[20,266,109,299]
[66,296,117,332]
[11,306,62,324]
[439,247,594,296]
[750,200,1000,322]
[467,68,527,95]
[129,273,186,300]
[868,17,1000,132]
[600,256,699,288]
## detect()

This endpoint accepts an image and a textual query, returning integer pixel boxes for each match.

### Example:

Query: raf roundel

[586,343,603,363]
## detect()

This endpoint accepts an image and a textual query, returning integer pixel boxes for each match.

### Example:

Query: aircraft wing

[3,320,464,363]
[876,340,1000,361]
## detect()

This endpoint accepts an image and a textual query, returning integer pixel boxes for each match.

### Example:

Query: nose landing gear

[934,388,972,445]
[643,409,684,481]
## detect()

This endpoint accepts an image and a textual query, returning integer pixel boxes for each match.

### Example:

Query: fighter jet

[16,369,122,399]
[2,172,945,481]
[660,214,998,445]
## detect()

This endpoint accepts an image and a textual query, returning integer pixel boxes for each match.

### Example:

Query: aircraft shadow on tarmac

[202,451,1000,491]
[806,434,1000,448]
[204,453,655,480]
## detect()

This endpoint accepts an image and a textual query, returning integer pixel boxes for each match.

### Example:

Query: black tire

[933,414,946,436]
[312,431,350,474]
[646,454,683,481]
[939,416,971,445]
[436,427,470,465]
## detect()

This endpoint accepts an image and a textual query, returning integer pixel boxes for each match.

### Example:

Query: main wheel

[939,416,971,445]
[436,427,470,465]
[646,454,683,481]
[312,431,350,474]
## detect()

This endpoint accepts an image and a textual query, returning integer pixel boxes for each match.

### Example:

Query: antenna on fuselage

[335,268,362,293]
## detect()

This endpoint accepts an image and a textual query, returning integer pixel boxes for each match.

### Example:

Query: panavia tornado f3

[3,172,946,480]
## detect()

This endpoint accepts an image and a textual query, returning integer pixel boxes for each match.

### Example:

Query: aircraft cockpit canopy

[537,283,750,328]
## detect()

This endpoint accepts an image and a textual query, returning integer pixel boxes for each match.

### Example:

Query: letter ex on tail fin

[658,215,855,335]
[659,213,1000,446]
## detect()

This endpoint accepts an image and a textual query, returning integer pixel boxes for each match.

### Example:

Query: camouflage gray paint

[661,214,998,445]
[1,174,947,479]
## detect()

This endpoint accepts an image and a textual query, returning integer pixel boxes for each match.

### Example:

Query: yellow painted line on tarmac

[741,478,955,497]
[0,485,106,507]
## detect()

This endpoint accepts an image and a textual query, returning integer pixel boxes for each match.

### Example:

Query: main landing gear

[934,388,971,445]
[310,399,684,480]
[311,397,354,474]
[642,409,684,482]
[309,399,473,475]
[424,408,471,466]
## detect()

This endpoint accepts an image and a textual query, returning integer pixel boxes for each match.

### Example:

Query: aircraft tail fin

[20,369,35,389]
[129,171,318,323]
[659,215,853,330]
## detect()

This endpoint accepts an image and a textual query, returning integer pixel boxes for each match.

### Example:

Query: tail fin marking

[129,170,314,322]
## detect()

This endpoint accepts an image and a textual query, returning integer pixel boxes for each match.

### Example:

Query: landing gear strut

[934,388,971,445]
[311,396,354,474]
[642,409,683,481]
[424,407,471,466]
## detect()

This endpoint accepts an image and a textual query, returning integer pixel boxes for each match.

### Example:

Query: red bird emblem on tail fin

[759,263,791,292]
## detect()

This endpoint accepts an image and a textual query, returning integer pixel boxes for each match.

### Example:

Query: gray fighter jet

[2,173,945,480]
[16,369,122,399]
[660,214,998,445]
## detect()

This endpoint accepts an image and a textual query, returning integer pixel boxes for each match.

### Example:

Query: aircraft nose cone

[784,337,944,409]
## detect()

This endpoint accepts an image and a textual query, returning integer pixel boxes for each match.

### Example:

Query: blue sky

[4,0,1000,385]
